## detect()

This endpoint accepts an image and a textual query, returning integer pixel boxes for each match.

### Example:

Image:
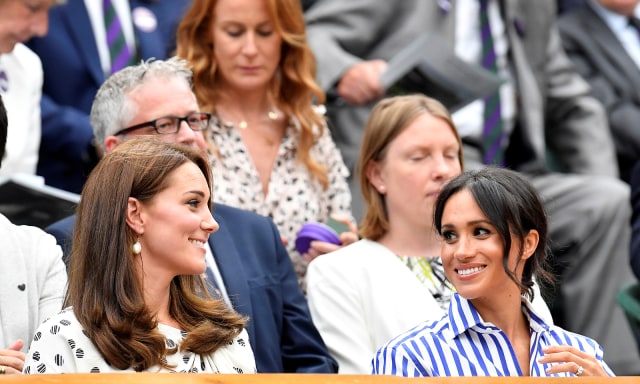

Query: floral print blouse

[208,111,352,288]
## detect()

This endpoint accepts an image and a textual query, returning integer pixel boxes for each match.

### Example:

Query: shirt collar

[447,293,551,338]
[590,0,640,32]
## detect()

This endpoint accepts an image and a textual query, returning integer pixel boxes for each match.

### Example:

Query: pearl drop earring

[132,239,142,255]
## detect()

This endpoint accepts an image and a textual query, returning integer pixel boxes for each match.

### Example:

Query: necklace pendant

[238,120,248,129]
[267,110,280,120]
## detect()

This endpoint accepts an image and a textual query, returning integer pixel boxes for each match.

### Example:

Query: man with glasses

[26,0,192,194]
[45,57,338,374]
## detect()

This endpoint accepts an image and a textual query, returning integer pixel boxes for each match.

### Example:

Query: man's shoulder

[214,204,273,226]
[45,214,77,240]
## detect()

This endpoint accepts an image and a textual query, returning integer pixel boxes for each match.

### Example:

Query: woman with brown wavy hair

[176,0,354,285]
[23,138,255,374]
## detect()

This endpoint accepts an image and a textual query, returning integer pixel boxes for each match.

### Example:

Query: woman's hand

[303,216,358,262]
[539,345,608,376]
[0,340,26,375]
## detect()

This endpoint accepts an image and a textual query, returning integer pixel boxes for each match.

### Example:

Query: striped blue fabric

[372,293,615,377]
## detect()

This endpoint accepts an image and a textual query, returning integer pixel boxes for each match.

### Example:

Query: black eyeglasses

[114,112,212,136]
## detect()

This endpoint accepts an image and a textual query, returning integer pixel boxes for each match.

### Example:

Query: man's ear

[521,229,539,260]
[365,160,386,195]
[126,197,144,235]
[104,136,122,153]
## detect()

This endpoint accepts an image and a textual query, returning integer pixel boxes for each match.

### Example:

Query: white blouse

[23,308,256,374]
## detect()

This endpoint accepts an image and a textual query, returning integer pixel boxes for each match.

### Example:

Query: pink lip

[239,66,261,73]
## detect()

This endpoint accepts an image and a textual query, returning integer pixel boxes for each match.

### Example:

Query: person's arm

[372,341,426,376]
[270,221,338,373]
[305,0,396,99]
[40,96,96,166]
[306,256,375,373]
[542,13,618,176]
[0,341,26,375]
[23,314,78,374]
[33,229,67,323]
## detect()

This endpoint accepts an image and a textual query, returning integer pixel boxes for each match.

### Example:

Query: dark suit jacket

[45,204,338,373]
[559,3,640,182]
[26,0,190,193]
[631,162,640,278]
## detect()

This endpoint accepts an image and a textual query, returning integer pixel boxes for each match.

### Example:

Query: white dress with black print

[22,307,256,374]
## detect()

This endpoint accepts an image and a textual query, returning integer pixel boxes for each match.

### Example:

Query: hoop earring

[132,239,142,255]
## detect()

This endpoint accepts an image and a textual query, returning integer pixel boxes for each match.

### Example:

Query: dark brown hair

[65,137,246,371]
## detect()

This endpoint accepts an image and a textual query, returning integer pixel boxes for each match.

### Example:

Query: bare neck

[377,218,441,258]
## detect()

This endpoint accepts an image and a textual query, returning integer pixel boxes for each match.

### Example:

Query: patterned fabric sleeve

[23,309,82,374]
[372,328,431,377]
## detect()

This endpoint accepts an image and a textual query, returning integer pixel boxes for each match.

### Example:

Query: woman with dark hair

[307,96,552,373]
[23,137,255,374]
[373,167,612,377]
[176,0,354,285]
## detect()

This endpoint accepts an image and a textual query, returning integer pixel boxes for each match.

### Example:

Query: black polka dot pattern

[22,309,256,374]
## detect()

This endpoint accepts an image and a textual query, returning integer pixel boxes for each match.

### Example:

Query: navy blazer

[45,204,338,373]
[26,0,190,193]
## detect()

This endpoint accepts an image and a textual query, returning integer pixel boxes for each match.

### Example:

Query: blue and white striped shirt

[372,293,614,377]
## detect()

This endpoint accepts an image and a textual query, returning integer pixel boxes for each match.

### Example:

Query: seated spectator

[0,0,61,177]
[176,0,355,288]
[44,57,338,373]
[305,1,639,373]
[0,95,67,375]
[24,138,256,374]
[374,168,613,377]
[307,95,552,373]
[26,0,191,193]
[559,0,640,182]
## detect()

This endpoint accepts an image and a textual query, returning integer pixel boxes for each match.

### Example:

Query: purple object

[295,222,342,254]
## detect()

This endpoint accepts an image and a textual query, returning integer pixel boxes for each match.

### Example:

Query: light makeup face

[439,189,530,303]
[0,0,55,53]
[369,113,461,227]
[212,0,282,94]
[135,162,218,279]
[119,77,207,151]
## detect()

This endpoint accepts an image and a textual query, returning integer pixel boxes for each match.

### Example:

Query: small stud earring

[379,185,386,193]
[132,239,142,255]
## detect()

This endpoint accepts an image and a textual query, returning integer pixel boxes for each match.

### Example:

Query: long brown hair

[65,137,246,371]
[176,0,330,188]
[357,95,464,241]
